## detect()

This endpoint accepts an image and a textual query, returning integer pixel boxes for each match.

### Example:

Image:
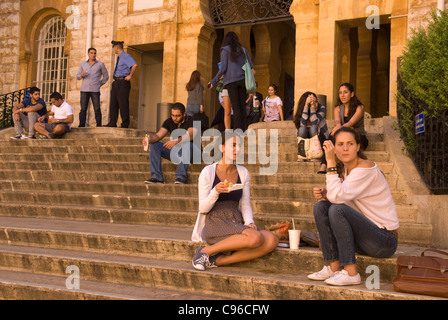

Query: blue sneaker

[207,253,223,268]
[192,247,209,271]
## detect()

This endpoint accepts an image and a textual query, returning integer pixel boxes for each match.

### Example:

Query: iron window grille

[209,0,293,28]
[35,16,68,103]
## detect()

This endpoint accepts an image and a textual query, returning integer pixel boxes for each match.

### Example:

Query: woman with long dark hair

[208,32,254,131]
[186,70,204,117]
[331,83,368,150]
[318,83,369,174]
[294,91,330,167]
[191,131,278,270]
[309,127,398,286]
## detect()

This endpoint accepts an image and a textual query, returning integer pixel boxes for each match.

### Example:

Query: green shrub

[398,9,448,152]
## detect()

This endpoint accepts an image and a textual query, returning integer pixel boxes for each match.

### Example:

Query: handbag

[242,48,256,94]
[392,248,448,298]
[215,78,224,93]
[297,134,323,161]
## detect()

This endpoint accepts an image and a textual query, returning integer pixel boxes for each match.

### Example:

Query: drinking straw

[292,218,296,230]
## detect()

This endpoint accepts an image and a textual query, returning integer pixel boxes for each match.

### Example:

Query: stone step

[0,270,226,300]
[0,243,439,300]
[1,137,144,147]
[0,141,388,158]
[0,154,392,173]
[0,190,415,221]
[249,118,384,130]
[0,195,430,245]
[0,217,429,283]
[1,134,387,148]
[0,161,397,184]
[0,179,409,204]
[0,147,390,165]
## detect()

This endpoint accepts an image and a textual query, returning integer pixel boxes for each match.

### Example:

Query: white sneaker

[324,270,361,286]
[10,134,27,140]
[307,266,335,281]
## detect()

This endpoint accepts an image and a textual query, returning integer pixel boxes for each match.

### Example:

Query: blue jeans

[149,142,201,181]
[313,201,398,266]
[80,92,101,127]
[297,125,318,139]
[186,104,201,117]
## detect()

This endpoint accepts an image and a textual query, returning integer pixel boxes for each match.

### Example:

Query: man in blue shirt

[77,48,109,127]
[11,87,47,139]
[105,41,137,128]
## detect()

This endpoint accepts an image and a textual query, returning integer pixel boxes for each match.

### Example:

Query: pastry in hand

[223,179,234,187]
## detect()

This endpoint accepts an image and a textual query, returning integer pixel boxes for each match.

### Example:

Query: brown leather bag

[393,248,448,298]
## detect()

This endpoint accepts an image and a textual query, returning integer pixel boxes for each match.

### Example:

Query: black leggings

[225,79,247,131]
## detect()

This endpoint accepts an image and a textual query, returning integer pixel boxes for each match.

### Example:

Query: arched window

[35,16,68,103]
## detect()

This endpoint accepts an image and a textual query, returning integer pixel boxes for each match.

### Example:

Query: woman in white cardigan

[191,132,278,270]
[309,127,399,286]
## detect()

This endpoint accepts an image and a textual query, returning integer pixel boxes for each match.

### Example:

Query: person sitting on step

[191,131,278,270]
[309,127,399,286]
[319,83,369,174]
[143,102,201,185]
[34,92,74,139]
[293,91,330,164]
[11,86,47,140]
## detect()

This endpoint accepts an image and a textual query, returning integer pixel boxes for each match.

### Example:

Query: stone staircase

[0,120,442,300]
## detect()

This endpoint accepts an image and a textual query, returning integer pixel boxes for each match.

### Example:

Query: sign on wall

[415,113,425,135]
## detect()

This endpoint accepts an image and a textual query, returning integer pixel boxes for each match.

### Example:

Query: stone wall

[0,1,20,94]
[408,0,448,36]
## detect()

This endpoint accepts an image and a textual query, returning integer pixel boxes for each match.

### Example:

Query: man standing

[105,40,137,128]
[34,92,74,139]
[76,48,109,127]
[142,103,200,185]
[11,87,47,140]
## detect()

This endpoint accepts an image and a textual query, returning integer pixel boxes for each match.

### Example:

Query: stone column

[290,0,319,115]
[0,0,20,94]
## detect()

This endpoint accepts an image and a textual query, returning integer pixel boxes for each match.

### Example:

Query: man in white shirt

[34,92,74,139]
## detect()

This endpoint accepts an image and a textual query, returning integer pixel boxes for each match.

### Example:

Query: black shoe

[144,178,164,184]
[48,133,57,139]
[103,124,117,127]
[174,178,187,185]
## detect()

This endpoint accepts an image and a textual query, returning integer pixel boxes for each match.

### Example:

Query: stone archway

[203,0,296,122]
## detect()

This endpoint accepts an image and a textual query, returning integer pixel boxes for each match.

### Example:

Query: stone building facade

[0,0,446,130]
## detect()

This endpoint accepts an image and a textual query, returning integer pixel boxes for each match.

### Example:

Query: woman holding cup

[309,127,399,286]
[191,131,278,270]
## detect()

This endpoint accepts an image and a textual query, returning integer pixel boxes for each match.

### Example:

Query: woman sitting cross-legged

[191,131,278,270]
[309,127,399,286]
